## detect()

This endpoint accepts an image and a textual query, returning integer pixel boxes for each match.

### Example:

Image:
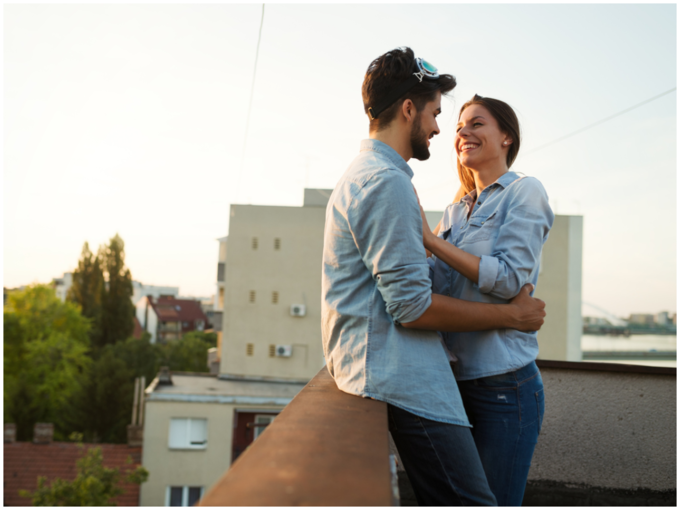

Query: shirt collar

[495,171,520,189]
[460,171,521,207]
[360,139,414,179]
[461,189,477,209]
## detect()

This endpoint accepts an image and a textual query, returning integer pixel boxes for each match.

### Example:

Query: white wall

[536,215,583,361]
[135,296,159,344]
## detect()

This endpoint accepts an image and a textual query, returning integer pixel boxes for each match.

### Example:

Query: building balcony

[198,360,676,506]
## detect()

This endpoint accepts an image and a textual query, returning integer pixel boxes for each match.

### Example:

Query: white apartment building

[140,189,583,505]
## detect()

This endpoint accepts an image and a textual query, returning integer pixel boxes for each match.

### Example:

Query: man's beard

[410,113,431,161]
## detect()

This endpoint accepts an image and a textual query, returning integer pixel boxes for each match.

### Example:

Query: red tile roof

[4,442,143,506]
[152,297,208,324]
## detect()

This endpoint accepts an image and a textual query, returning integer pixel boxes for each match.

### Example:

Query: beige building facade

[218,189,331,382]
[139,374,304,506]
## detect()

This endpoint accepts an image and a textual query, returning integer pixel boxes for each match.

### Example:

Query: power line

[234,4,265,203]
[523,87,676,156]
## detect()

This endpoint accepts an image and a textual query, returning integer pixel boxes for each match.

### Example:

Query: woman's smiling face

[455,104,510,171]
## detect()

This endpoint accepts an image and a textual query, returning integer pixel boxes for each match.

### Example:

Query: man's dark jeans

[388,404,497,506]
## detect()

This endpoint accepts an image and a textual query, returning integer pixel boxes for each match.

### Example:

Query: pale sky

[4,3,676,318]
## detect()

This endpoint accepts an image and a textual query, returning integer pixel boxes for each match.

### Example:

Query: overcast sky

[4,3,676,318]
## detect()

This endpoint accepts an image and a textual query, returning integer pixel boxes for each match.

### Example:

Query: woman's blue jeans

[457,361,545,506]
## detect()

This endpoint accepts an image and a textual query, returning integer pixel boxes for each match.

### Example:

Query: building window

[272,291,279,304]
[249,290,256,303]
[195,320,205,331]
[269,344,275,357]
[252,237,258,250]
[217,262,225,282]
[253,414,275,440]
[168,418,207,449]
[167,486,204,506]
[274,238,281,250]
[218,288,224,309]
[246,343,254,356]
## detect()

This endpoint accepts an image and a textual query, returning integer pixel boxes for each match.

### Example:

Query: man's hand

[508,284,546,332]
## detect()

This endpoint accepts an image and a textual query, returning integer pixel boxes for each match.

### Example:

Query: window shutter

[169,418,188,448]
[189,418,207,445]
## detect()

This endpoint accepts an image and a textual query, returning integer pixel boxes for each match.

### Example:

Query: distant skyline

[4,4,676,317]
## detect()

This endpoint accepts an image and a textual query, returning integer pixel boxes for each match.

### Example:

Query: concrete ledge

[197,367,394,506]
[536,358,676,375]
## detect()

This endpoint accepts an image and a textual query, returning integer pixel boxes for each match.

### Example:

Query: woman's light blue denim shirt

[322,139,470,427]
[428,171,554,381]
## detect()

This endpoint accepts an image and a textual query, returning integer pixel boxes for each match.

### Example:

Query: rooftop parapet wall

[529,361,676,492]
[198,368,394,506]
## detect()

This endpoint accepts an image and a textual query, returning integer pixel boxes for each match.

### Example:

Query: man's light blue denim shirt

[321,139,470,427]
[429,171,554,381]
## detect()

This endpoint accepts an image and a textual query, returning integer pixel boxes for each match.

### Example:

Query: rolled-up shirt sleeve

[478,177,555,299]
[347,170,432,324]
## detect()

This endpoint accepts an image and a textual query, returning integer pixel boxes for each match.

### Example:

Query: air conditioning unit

[290,304,306,317]
[275,345,292,357]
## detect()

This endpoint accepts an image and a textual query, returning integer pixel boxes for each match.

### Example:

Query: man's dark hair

[362,47,456,131]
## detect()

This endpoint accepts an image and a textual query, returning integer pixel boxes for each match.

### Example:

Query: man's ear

[401,99,416,123]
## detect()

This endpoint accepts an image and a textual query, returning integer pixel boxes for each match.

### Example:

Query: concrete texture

[529,366,676,491]
[394,364,675,505]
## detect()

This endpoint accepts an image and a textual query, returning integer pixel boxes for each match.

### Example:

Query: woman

[419,94,554,506]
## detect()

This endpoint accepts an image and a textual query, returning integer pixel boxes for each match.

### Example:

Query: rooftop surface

[147,373,307,405]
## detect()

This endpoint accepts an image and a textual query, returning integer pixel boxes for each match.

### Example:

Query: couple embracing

[321,47,554,506]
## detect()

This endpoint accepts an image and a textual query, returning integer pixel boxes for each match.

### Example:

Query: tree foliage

[100,234,135,348]
[65,349,135,444]
[158,331,217,373]
[68,234,134,353]
[4,244,217,445]
[19,445,148,506]
[67,242,105,349]
[4,286,92,441]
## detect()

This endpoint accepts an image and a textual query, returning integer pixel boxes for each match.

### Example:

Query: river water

[581,334,677,368]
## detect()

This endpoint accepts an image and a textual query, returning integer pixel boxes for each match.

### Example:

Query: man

[321,47,546,506]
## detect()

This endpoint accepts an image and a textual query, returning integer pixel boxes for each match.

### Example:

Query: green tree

[67,242,105,349]
[100,234,135,348]
[159,332,217,373]
[4,286,92,441]
[65,335,165,444]
[109,334,162,385]
[20,445,148,506]
[65,348,135,444]
[6,284,90,346]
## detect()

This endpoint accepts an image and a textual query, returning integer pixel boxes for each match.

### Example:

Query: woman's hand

[419,204,437,250]
[413,186,437,251]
